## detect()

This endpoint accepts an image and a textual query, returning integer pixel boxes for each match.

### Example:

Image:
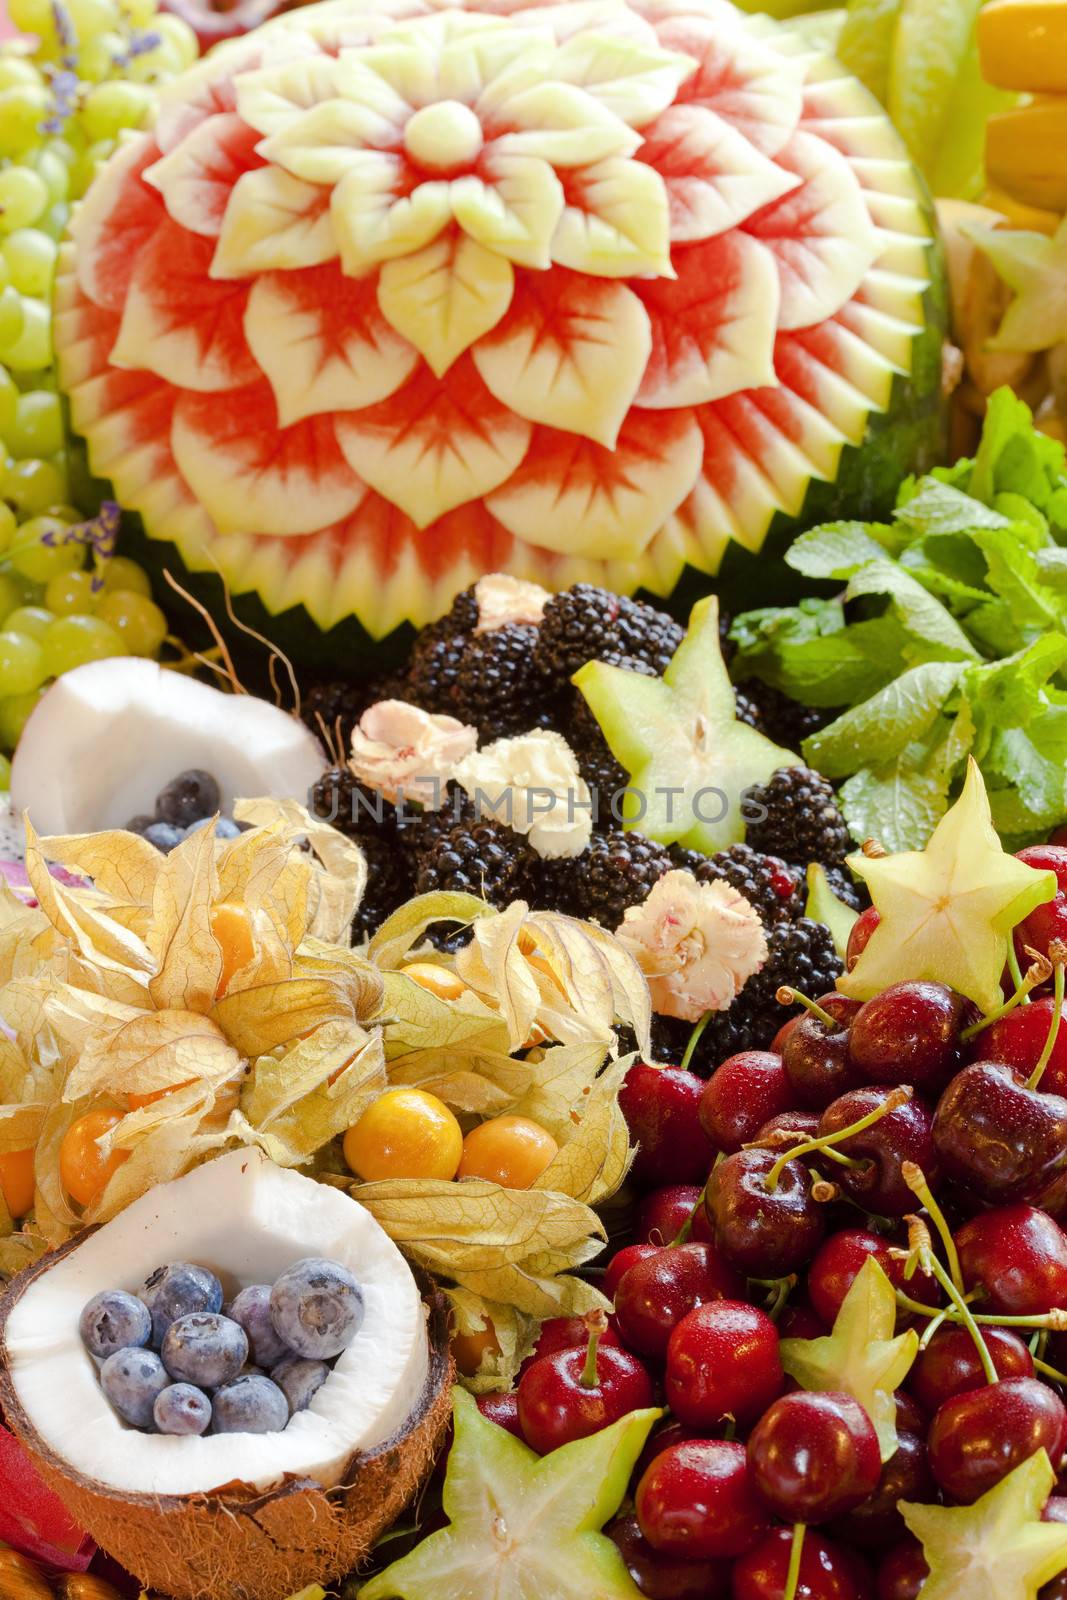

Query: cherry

[747,1391,881,1523]
[782,995,865,1110]
[636,1185,709,1246]
[665,1301,784,1430]
[778,1298,829,1340]
[1014,844,1067,964]
[932,1061,1067,1213]
[758,1110,821,1144]
[475,1391,525,1440]
[621,1062,716,1188]
[633,1419,697,1489]
[956,1202,1067,1314]
[517,1312,654,1454]
[520,1313,622,1378]
[927,1375,1067,1503]
[907,1324,1034,1414]
[614,1241,743,1359]
[636,1439,770,1560]
[699,1052,795,1153]
[706,1145,828,1277]
[773,1015,801,1055]
[847,907,881,970]
[894,1391,927,1436]
[606,1512,726,1600]
[733,1526,874,1600]
[816,1087,938,1217]
[981,996,1067,1097]
[806,1229,937,1329]
[875,1540,928,1600]
[847,981,967,1095]
[604,1243,660,1303]
[829,1431,934,1551]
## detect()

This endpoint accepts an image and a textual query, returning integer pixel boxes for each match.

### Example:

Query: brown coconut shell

[0,1234,454,1600]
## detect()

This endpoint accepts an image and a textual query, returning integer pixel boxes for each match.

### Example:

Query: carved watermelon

[55,0,945,665]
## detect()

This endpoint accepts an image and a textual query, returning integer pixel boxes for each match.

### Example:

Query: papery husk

[0,1243,453,1600]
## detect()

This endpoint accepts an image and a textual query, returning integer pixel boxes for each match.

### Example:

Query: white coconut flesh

[3,1150,429,1497]
[9,658,326,835]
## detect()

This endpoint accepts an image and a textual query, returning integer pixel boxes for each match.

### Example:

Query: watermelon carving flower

[56,0,940,640]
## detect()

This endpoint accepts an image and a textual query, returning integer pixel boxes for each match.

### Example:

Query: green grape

[40,202,70,241]
[0,366,17,440]
[43,614,123,676]
[0,60,43,93]
[117,0,158,26]
[0,685,45,748]
[44,568,96,615]
[0,753,12,790]
[7,0,54,34]
[29,150,69,205]
[0,570,23,618]
[101,555,151,597]
[79,79,154,141]
[96,589,167,656]
[5,605,53,639]
[10,515,83,582]
[0,629,46,693]
[8,392,63,459]
[67,0,121,35]
[0,254,9,296]
[4,457,67,518]
[0,288,25,351]
[70,140,114,199]
[0,87,52,158]
[3,231,56,299]
[77,31,127,84]
[0,170,48,234]
[2,298,51,372]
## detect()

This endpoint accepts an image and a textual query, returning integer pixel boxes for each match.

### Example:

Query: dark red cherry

[816,1087,938,1216]
[699,1052,795,1153]
[773,1015,801,1055]
[665,1301,783,1430]
[747,1390,881,1523]
[829,1431,934,1550]
[620,1062,716,1188]
[1014,844,1067,964]
[604,1243,659,1304]
[757,1109,821,1144]
[957,1203,1067,1314]
[932,1061,1067,1213]
[705,1147,826,1277]
[778,1297,828,1340]
[783,995,865,1110]
[876,1540,928,1600]
[734,1526,874,1600]
[520,1314,622,1376]
[980,996,1067,1097]
[606,1513,726,1600]
[847,907,881,971]
[894,1391,927,1436]
[806,1228,937,1328]
[847,981,967,1094]
[636,1439,770,1561]
[517,1317,654,1454]
[475,1391,525,1440]
[613,1241,743,1360]
[907,1324,1034,1414]
[632,1419,697,1490]
[636,1185,707,1246]
[928,1375,1067,1503]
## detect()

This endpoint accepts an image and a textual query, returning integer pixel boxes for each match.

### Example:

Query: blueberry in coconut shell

[270,1258,364,1360]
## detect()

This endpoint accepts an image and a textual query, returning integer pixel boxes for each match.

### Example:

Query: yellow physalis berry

[59,1109,129,1208]
[400,961,469,1001]
[457,1115,559,1189]
[211,901,255,998]
[343,1088,464,1183]
[0,1147,35,1218]
[450,1319,502,1378]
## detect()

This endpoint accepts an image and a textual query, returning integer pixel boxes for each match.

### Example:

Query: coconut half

[0,1150,452,1600]
[10,658,326,835]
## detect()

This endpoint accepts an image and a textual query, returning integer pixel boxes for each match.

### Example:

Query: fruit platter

[9,0,1067,1598]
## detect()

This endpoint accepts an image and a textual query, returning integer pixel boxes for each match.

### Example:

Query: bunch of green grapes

[0,0,196,787]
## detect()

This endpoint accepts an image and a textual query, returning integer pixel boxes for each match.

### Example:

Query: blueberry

[100,1347,170,1429]
[269,1258,364,1361]
[79,1289,152,1360]
[272,1356,329,1414]
[155,770,221,828]
[124,815,155,837]
[211,1374,289,1435]
[143,822,184,853]
[154,1383,212,1436]
[161,1313,248,1388]
[141,1262,223,1345]
[227,1284,290,1368]
[215,816,242,839]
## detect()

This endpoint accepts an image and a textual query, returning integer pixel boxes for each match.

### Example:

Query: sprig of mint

[731,388,1067,850]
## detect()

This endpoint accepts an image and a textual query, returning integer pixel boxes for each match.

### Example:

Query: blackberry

[301,675,407,759]
[450,624,554,740]
[405,629,469,716]
[733,680,840,750]
[310,766,398,834]
[733,686,765,736]
[745,766,852,868]
[822,862,869,913]
[415,819,531,908]
[561,829,673,929]
[533,584,683,688]
[351,829,416,942]
[670,842,801,928]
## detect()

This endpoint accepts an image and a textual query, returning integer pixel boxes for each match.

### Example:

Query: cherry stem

[672,1199,702,1247]
[1028,954,1066,1090]
[1007,941,1029,1003]
[775,986,837,1029]
[783,1522,806,1600]
[580,1309,607,1389]
[763,1275,797,1322]
[1035,1355,1067,1385]
[893,1287,1067,1332]
[764,1088,911,1193]
[921,1249,999,1386]
[902,1163,964,1295]
[917,1306,951,1351]
[962,949,1051,1039]
[680,1011,712,1074]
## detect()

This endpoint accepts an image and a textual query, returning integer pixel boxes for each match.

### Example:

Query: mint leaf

[787,522,902,580]
[802,663,965,780]
[840,758,950,852]
[968,526,1061,634]
[964,635,1067,743]
[730,601,899,708]
[986,726,1067,825]
[845,561,980,661]
[1036,548,1067,590]
[969,387,1067,508]
[893,480,1010,537]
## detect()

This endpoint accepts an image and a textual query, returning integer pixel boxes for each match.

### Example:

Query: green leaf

[1035,548,1067,591]
[964,636,1067,746]
[802,663,965,780]
[787,521,901,580]
[845,561,980,661]
[967,527,1061,634]
[840,758,951,852]
[969,387,1067,509]
[893,479,1010,537]
[731,601,905,708]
